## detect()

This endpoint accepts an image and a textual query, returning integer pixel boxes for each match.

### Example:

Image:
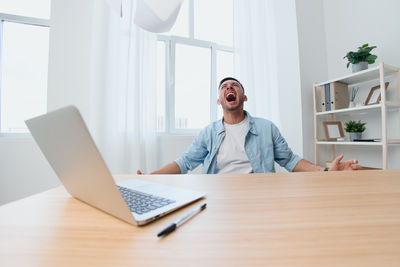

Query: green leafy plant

[344,120,366,133]
[343,43,378,68]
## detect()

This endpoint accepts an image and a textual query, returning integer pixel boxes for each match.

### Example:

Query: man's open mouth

[226,93,236,102]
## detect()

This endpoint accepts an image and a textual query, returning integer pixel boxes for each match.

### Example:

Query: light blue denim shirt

[175,111,302,174]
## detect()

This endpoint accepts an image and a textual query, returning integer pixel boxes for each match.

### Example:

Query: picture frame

[365,82,389,105]
[323,121,344,141]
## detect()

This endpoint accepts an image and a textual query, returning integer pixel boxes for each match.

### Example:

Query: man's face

[217,80,247,111]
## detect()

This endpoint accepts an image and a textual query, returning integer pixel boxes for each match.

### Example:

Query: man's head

[217,77,247,111]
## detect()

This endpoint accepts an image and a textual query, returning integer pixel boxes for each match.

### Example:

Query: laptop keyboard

[117,186,175,215]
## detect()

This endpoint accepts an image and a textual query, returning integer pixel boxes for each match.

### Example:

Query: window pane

[216,50,233,86]
[157,41,166,131]
[166,0,189,37]
[194,0,233,45]
[216,50,233,119]
[175,44,210,129]
[0,0,51,19]
[0,22,49,133]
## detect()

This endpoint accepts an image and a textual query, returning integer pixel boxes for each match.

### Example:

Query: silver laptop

[25,105,205,226]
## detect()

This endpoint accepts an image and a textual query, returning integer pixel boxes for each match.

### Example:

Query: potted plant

[343,44,377,73]
[344,120,366,141]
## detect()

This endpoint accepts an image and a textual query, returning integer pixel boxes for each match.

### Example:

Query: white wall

[274,0,304,158]
[0,137,58,205]
[295,0,329,163]
[158,135,198,172]
[323,0,400,78]
[320,0,400,169]
[47,0,109,137]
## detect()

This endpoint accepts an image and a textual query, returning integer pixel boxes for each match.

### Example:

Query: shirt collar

[216,110,258,135]
[245,111,258,136]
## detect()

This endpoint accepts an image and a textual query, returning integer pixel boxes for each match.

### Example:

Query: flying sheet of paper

[134,0,183,33]
[144,0,183,21]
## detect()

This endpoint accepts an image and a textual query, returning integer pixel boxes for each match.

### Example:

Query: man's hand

[329,154,362,171]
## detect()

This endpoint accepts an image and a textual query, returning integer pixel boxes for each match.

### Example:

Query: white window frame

[157,0,233,135]
[0,13,50,137]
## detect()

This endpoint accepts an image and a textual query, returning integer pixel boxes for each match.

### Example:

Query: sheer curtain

[233,0,305,171]
[233,0,280,126]
[96,0,158,174]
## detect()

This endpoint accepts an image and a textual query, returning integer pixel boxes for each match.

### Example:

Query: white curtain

[233,0,306,171]
[96,0,159,174]
[233,0,280,127]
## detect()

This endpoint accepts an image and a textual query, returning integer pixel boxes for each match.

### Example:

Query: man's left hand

[329,154,362,171]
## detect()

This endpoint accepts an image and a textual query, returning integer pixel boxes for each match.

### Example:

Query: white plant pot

[349,132,362,141]
[352,62,368,73]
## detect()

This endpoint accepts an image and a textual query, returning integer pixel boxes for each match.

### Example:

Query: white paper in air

[134,0,183,33]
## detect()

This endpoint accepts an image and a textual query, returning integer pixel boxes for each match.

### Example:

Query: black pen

[157,203,207,237]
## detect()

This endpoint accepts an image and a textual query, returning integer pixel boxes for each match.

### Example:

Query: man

[139,77,361,174]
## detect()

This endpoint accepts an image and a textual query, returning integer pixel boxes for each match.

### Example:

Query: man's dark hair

[219,77,245,92]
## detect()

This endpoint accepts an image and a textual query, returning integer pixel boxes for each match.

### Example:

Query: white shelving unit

[313,62,400,169]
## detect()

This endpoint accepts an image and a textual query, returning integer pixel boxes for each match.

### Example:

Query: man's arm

[137,161,181,174]
[293,159,325,172]
[151,161,181,174]
[293,154,362,172]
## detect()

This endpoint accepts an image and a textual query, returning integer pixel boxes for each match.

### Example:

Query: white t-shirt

[217,116,253,174]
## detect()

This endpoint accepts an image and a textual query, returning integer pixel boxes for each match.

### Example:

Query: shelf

[316,104,381,116]
[316,141,383,146]
[314,64,399,87]
[314,62,400,169]
[315,103,399,116]
[316,139,400,146]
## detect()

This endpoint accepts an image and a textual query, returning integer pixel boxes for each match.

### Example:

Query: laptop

[25,105,205,226]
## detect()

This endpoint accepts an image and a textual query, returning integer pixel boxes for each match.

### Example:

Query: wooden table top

[1,170,400,266]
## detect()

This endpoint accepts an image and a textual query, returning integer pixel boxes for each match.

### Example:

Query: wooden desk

[1,170,400,266]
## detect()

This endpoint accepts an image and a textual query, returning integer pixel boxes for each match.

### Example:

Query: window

[157,0,233,133]
[0,0,50,134]
[175,43,210,129]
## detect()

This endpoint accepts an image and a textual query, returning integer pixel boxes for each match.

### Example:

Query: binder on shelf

[325,83,331,111]
[318,82,349,112]
[330,82,349,110]
[319,85,326,111]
